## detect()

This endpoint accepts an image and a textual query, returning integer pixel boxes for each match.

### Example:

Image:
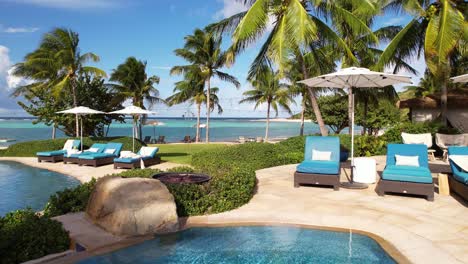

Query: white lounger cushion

[62,140,75,151]
[312,149,332,161]
[140,147,157,157]
[395,155,419,167]
[449,155,468,172]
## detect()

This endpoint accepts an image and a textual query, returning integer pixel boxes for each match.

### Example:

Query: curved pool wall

[79,226,396,263]
[0,161,80,216]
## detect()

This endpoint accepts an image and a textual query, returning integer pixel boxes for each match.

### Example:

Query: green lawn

[151,143,227,164]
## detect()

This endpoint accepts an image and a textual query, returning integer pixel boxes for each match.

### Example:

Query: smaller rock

[86,176,178,236]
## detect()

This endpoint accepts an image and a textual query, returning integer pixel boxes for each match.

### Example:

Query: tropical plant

[12,28,106,136]
[240,66,294,141]
[171,28,240,142]
[109,57,165,139]
[166,67,223,142]
[376,0,466,125]
[306,94,349,134]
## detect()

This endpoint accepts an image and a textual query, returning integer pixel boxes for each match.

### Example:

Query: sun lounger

[143,136,152,144]
[436,133,466,161]
[377,144,434,201]
[63,143,107,164]
[156,136,166,144]
[294,136,341,191]
[401,132,436,161]
[37,139,81,163]
[448,146,468,201]
[77,143,123,167]
[114,147,161,169]
[182,135,194,143]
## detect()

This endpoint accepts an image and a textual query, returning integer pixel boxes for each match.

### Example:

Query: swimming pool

[79,226,396,263]
[0,161,80,216]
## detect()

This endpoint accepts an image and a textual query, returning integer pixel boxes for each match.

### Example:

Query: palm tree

[109,57,165,139]
[376,0,466,125]
[171,28,240,142]
[166,68,223,142]
[240,66,294,141]
[12,28,106,136]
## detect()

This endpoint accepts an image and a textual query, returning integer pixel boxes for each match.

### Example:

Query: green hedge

[0,209,70,264]
[0,137,144,157]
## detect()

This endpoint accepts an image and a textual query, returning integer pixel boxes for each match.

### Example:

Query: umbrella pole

[80,116,83,152]
[132,117,135,153]
[341,90,368,189]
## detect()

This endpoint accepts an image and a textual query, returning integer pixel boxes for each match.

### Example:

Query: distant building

[399,92,468,132]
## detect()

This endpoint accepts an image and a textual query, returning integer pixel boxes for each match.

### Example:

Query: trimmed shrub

[0,209,70,264]
[43,179,97,217]
[118,168,162,178]
[0,136,144,157]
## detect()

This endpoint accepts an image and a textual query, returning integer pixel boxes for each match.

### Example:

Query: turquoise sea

[0,118,321,145]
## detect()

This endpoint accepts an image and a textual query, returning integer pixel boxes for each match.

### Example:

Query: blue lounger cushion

[114,157,140,163]
[448,146,468,185]
[382,165,432,183]
[37,150,67,157]
[78,153,115,160]
[114,147,159,163]
[103,143,123,157]
[297,161,340,175]
[66,143,107,158]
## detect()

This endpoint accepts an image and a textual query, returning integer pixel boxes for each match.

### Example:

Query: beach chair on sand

[436,133,466,162]
[114,146,161,169]
[238,136,246,144]
[377,144,434,201]
[63,143,107,164]
[182,135,193,143]
[156,136,166,144]
[294,136,341,191]
[143,136,152,144]
[37,139,81,163]
[77,143,123,167]
[447,146,468,202]
[401,132,435,161]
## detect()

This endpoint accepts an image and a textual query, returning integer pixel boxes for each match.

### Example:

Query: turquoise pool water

[79,226,396,263]
[0,161,80,216]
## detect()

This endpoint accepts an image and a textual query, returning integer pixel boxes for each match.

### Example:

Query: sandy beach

[252,118,311,123]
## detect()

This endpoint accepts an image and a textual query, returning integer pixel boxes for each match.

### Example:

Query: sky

[0,0,426,118]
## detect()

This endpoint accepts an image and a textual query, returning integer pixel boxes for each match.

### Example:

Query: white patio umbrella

[450,73,468,83]
[57,106,105,151]
[108,106,155,152]
[299,67,412,189]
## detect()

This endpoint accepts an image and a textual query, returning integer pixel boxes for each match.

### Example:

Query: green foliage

[307,95,349,134]
[166,166,195,173]
[0,209,70,264]
[356,100,402,135]
[353,135,386,157]
[118,168,162,178]
[0,137,144,157]
[381,121,460,144]
[43,179,97,217]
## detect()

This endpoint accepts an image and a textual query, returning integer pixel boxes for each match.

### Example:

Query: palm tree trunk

[348,87,353,135]
[71,80,79,137]
[196,103,201,143]
[440,74,448,126]
[362,97,368,135]
[299,96,305,136]
[299,56,328,136]
[265,101,271,141]
[206,77,211,143]
[52,124,56,139]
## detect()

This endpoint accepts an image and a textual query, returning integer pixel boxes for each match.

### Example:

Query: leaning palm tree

[171,29,240,142]
[12,28,106,136]
[109,57,165,139]
[166,68,223,142]
[240,66,294,141]
[376,0,466,125]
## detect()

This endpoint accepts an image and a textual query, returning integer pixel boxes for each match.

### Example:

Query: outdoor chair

[447,146,468,201]
[294,136,341,191]
[156,136,166,144]
[182,135,193,143]
[77,143,123,167]
[63,143,107,164]
[238,136,246,144]
[37,139,81,163]
[377,144,434,201]
[436,133,466,162]
[143,136,152,144]
[401,132,435,161]
[114,146,161,169]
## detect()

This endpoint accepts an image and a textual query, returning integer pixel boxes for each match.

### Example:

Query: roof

[400,92,468,109]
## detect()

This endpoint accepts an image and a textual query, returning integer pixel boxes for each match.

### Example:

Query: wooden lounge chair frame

[63,157,80,164]
[114,156,161,169]
[376,179,434,201]
[448,174,468,202]
[294,172,340,191]
[78,156,114,167]
[37,155,63,163]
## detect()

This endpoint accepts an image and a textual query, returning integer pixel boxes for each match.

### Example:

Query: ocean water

[0,161,80,216]
[79,226,396,263]
[0,118,321,144]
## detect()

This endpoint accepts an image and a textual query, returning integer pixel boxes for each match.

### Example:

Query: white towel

[66,149,81,157]
[449,155,468,172]
[62,140,74,151]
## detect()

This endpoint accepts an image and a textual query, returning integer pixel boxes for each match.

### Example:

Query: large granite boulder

[86,176,178,236]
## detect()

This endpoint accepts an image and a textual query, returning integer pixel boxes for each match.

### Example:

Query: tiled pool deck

[2,156,467,264]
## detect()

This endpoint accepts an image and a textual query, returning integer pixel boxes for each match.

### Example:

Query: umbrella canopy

[450,73,468,83]
[193,123,207,128]
[299,67,412,189]
[109,106,156,152]
[56,106,105,151]
[298,67,412,88]
[56,106,105,115]
[145,120,165,126]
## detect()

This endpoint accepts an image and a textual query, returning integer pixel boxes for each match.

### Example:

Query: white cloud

[4,0,124,9]
[0,45,30,92]
[213,0,248,20]
[3,27,39,33]
[152,66,171,70]
[383,17,405,26]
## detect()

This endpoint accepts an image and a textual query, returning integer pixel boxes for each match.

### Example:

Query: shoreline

[250,118,311,123]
